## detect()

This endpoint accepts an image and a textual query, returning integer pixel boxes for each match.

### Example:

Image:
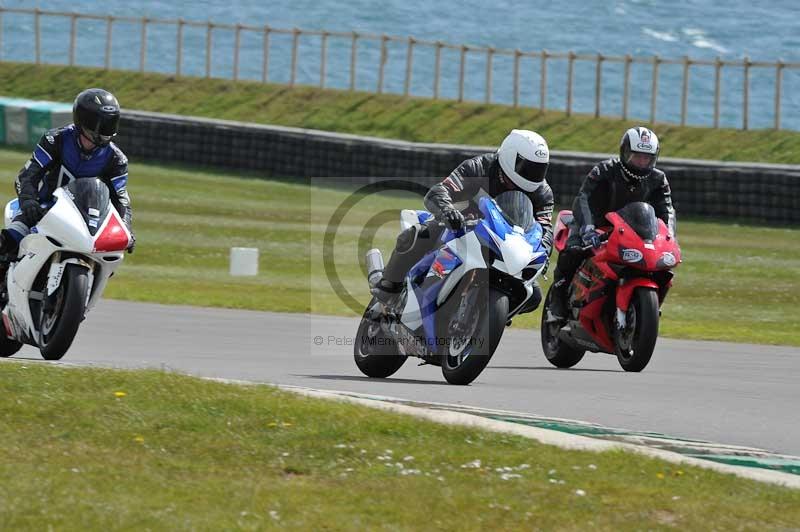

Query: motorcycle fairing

[401,197,546,347]
[2,184,127,345]
[400,209,434,232]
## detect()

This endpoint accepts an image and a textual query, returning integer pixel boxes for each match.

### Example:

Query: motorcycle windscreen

[63,178,112,236]
[617,202,659,241]
[494,190,535,232]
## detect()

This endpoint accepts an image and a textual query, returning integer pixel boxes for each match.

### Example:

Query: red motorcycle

[541,202,681,372]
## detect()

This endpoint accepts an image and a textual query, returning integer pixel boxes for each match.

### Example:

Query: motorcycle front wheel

[615,287,659,372]
[38,264,89,361]
[438,285,508,385]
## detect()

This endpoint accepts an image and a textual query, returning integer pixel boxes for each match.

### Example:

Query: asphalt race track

[10,300,800,456]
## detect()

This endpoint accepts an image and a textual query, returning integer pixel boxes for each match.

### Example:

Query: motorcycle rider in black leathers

[372,129,555,313]
[549,126,676,318]
[0,88,133,256]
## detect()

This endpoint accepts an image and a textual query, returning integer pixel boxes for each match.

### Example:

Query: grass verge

[1,62,800,164]
[1,362,798,530]
[0,146,798,346]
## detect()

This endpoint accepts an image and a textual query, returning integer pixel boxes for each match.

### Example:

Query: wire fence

[0,7,798,130]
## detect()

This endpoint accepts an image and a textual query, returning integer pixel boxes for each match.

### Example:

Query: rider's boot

[371,278,405,312]
[0,229,17,255]
[0,230,17,257]
[549,278,569,319]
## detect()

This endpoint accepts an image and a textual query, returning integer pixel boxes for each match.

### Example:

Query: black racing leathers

[572,158,675,234]
[424,153,554,255]
[380,153,554,297]
[551,158,676,316]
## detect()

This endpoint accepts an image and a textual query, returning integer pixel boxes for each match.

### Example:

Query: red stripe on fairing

[2,312,13,338]
[93,211,130,252]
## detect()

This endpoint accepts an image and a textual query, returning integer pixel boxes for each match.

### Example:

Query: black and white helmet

[619,126,659,180]
[497,129,550,192]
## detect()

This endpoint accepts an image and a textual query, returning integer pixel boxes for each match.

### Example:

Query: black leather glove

[20,198,44,224]
[441,208,465,231]
[127,232,136,254]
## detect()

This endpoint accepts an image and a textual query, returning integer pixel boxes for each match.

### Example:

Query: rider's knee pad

[395,224,420,254]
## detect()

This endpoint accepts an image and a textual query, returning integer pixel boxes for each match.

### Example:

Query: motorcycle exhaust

[365,248,384,288]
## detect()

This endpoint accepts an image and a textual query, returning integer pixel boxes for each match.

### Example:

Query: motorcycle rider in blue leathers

[0,88,133,257]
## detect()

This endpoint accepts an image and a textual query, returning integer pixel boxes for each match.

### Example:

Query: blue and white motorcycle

[354,190,548,385]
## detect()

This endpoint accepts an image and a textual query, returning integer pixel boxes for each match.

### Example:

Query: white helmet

[620,126,660,180]
[497,129,550,192]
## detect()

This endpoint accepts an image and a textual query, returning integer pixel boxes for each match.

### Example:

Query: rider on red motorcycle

[550,127,675,318]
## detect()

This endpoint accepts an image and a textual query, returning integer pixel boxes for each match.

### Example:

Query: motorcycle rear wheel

[0,271,22,357]
[353,298,407,378]
[540,285,585,368]
[38,264,88,361]
[0,335,22,357]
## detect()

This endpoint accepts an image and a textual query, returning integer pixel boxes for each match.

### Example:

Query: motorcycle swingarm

[558,322,604,353]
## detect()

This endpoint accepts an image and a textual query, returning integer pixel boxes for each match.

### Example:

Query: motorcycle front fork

[449,270,481,336]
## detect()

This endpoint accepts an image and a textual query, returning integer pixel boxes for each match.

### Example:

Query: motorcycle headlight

[656,252,678,270]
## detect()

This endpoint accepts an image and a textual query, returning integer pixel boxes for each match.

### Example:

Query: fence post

[622,54,631,120]
[433,41,443,99]
[377,34,388,93]
[403,37,415,97]
[458,45,467,102]
[349,32,358,91]
[233,24,242,81]
[104,16,113,69]
[262,26,270,83]
[713,56,722,128]
[680,56,690,126]
[594,53,603,118]
[69,14,77,66]
[743,56,750,130]
[540,50,548,111]
[139,17,147,72]
[775,60,784,130]
[34,8,41,64]
[320,31,328,88]
[513,50,521,108]
[650,55,660,123]
[176,18,184,76]
[566,50,575,116]
[205,22,213,79]
[485,47,494,104]
[290,28,300,86]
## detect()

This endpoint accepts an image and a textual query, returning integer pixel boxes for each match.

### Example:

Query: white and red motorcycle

[0,178,131,360]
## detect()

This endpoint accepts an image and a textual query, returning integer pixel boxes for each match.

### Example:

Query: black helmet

[73,88,121,147]
[619,126,659,180]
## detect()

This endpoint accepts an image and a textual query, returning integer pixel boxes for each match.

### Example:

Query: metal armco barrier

[112,110,800,224]
[0,98,796,224]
